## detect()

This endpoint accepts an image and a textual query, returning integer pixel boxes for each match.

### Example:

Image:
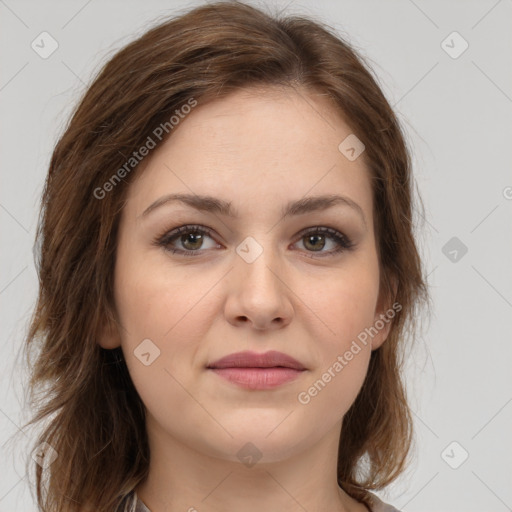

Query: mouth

[206,350,307,390]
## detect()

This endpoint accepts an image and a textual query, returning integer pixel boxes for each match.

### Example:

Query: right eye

[154,224,221,256]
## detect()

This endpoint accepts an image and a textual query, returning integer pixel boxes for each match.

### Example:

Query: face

[101,86,393,464]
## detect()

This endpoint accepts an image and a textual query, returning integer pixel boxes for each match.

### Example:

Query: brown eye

[303,233,327,251]
[179,231,205,251]
[154,224,354,258]
[156,225,219,256]
[294,227,354,257]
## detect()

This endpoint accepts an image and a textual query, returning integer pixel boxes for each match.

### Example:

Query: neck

[136,413,367,512]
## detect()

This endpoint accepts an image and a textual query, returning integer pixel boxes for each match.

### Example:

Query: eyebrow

[140,193,366,227]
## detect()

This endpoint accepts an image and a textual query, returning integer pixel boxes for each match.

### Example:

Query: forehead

[124,86,373,223]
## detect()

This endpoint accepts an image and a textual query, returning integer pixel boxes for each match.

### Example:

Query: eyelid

[155,224,220,249]
[153,223,355,257]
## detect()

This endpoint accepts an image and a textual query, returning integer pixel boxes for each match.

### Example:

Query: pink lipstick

[207,350,306,390]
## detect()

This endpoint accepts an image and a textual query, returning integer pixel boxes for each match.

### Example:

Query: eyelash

[153,224,355,258]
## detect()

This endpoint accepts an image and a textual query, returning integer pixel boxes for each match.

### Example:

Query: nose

[224,238,294,331]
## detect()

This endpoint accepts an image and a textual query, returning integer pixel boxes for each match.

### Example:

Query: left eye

[155,224,354,257]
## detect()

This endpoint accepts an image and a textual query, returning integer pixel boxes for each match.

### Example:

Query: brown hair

[22,1,430,510]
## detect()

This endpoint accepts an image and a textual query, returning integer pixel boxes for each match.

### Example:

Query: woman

[24,2,430,511]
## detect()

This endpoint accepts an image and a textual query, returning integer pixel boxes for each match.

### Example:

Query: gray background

[1,0,511,510]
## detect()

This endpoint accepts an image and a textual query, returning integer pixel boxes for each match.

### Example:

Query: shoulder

[116,490,140,512]
[365,491,402,512]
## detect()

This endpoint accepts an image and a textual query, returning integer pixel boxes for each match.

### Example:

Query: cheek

[113,238,210,339]
[113,267,205,434]
[112,246,216,395]
[310,254,380,348]
[295,296,375,430]
[297,257,379,408]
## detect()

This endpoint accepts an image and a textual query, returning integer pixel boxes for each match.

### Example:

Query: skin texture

[99,86,393,512]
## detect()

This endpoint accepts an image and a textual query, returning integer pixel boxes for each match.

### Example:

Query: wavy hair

[22,1,430,510]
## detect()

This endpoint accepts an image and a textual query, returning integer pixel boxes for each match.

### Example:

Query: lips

[207,350,306,370]
[207,350,307,390]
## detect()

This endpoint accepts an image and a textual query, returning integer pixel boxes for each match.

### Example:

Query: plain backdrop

[1,1,511,511]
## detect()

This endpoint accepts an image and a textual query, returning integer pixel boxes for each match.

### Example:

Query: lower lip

[208,367,304,390]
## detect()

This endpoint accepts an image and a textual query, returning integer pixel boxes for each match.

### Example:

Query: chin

[193,418,317,465]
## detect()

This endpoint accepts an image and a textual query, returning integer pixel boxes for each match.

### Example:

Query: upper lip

[207,350,306,370]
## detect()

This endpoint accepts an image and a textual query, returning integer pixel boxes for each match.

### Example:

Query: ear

[370,275,399,351]
[97,309,122,349]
